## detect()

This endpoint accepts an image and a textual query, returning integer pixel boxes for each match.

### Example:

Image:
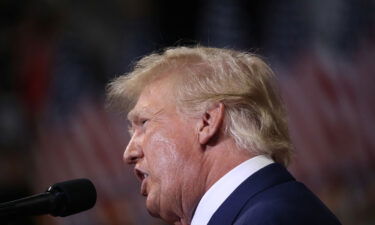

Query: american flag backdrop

[281,42,375,224]
[1,1,373,225]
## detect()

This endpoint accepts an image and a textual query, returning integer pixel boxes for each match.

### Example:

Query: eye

[140,119,149,126]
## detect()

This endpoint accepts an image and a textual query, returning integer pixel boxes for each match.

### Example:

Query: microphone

[0,179,97,220]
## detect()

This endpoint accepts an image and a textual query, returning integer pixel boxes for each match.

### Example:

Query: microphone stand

[0,192,59,220]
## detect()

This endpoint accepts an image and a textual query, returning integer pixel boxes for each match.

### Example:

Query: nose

[123,134,144,164]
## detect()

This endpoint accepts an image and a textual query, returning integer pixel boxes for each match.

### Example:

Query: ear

[198,102,225,145]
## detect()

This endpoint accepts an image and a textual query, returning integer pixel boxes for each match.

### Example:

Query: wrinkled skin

[124,78,206,224]
[123,76,253,224]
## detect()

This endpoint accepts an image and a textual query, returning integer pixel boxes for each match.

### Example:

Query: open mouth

[135,168,149,182]
[135,168,149,196]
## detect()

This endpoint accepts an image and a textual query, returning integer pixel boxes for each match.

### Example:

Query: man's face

[124,78,204,223]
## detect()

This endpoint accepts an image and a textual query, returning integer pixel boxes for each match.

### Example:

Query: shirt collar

[191,155,274,225]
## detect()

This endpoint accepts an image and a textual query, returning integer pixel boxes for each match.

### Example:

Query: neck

[178,138,255,224]
[203,139,254,193]
[174,219,189,225]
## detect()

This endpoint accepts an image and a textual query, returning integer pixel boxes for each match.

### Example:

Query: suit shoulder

[234,181,341,225]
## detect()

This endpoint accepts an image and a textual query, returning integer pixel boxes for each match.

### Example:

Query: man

[107,46,341,225]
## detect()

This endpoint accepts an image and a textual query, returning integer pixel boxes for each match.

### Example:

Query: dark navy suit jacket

[207,163,341,225]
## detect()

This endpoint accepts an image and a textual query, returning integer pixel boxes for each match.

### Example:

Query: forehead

[127,77,176,121]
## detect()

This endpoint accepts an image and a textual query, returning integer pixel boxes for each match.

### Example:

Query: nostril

[127,155,139,164]
[123,147,143,164]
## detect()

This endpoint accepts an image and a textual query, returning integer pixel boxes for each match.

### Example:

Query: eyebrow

[127,110,138,122]
[127,106,148,122]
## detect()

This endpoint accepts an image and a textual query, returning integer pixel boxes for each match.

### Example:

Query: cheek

[146,132,182,175]
[144,122,197,184]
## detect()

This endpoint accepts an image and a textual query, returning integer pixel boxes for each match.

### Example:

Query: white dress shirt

[190,155,274,225]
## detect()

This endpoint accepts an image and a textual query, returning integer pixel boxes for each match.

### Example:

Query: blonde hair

[107,46,292,166]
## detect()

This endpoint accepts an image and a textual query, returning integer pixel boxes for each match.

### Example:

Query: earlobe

[198,103,225,146]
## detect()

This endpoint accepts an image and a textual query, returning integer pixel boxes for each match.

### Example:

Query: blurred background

[0,0,374,224]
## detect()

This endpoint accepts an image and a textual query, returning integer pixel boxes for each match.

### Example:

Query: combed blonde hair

[107,46,292,166]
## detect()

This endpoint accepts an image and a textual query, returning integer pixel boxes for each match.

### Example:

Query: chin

[146,207,160,218]
[146,192,166,220]
[146,197,180,224]
[145,196,159,217]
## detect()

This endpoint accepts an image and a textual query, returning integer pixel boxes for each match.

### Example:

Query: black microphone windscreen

[49,179,97,217]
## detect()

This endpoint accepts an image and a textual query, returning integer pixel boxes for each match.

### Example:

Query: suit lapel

[207,163,295,225]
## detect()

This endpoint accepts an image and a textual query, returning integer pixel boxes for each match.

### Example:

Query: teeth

[135,169,149,181]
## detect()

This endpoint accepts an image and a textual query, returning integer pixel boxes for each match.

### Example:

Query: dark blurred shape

[156,0,200,46]
[0,96,28,151]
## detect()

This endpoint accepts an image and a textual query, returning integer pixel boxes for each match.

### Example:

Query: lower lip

[140,178,148,196]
